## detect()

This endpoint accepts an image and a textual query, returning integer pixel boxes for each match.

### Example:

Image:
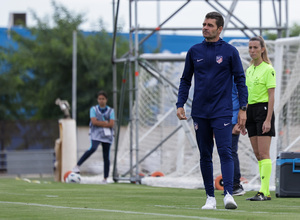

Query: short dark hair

[205,12,224,28]
[97,90,108,99]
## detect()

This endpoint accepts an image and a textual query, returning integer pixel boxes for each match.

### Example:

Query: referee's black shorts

[246,102,275,138]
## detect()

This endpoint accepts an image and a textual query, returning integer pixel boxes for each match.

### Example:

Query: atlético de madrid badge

[216,55,223,64]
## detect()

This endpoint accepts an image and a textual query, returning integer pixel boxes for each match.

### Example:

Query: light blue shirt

[90,105,115,120]
[89,105,115,143]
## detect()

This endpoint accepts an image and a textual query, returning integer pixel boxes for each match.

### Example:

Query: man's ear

[218,26,223,34]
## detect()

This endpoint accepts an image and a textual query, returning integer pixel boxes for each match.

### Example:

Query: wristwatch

[240,106,247,111]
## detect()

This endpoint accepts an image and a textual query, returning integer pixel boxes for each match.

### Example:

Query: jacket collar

[203,38,224,45]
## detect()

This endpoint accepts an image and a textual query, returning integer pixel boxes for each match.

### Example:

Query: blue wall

[0,27,32,49]
[127,33,247,53]
[0,27,247,54]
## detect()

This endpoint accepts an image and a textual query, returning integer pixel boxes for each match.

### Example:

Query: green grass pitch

[0,177,300,219]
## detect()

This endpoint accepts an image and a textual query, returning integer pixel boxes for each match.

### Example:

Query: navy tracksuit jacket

[176,38,248,116]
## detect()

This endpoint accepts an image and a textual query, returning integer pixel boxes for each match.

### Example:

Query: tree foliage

[264,23,300,40]
[0,1,129,125]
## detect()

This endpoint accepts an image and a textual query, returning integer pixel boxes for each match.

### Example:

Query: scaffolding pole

[111,0,289,183]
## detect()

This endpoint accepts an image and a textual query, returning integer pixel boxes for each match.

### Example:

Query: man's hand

[232,124,240,135]
[177,107,187,120]
[238,109,247,131]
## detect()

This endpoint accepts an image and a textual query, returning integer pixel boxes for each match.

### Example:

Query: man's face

[97,95,107,107]
[202,18,222,42]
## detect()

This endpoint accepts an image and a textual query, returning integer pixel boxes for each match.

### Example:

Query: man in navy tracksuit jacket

[176,12,248,210]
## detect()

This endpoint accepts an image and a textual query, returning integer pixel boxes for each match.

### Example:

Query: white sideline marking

[0,201,221,220]
[45,195,58,198]
[154,205,299,215]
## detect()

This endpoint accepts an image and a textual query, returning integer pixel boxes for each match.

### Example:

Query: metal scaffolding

[111,0,289,183]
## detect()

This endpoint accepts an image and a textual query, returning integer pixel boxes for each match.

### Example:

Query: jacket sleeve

[231,48,248,107]
[176,49,194,108]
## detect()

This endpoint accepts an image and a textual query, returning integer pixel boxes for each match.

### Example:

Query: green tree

[0,1,129,125]
[264,23,300,40]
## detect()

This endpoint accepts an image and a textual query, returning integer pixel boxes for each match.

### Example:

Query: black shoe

[246,192,267,201]
[232,184,246,196]
[266,195,271,200]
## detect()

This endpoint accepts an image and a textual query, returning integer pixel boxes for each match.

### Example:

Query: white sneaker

[72,165,80,174]
[224,192,237,209]
[201,196,216,210]
[100,179,107,184]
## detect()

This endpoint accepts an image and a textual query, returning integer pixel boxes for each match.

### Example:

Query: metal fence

[0,120,59,175]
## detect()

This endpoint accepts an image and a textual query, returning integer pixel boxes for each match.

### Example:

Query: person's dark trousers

[193,116,234,196]
[77,140,111,179]
[101,142,111,179]
[231,124,241,186]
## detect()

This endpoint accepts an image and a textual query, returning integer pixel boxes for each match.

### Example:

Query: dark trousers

[77,140,111,179]
[193,117,233,196]
[231,124,241,186]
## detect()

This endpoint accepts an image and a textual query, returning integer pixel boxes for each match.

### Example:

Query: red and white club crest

[216,55,223,64]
